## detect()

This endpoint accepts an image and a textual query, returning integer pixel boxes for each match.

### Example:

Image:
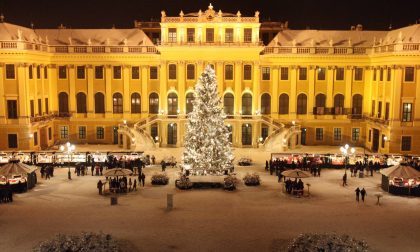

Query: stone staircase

[118,117,157,151]
[262,118,301,152]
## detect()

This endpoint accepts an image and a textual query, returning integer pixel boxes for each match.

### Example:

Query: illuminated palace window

[317,67,326,80]
[187,28,195,42]
[402,103,412,122]
[354,67,363,81]
[280,67,289,80]
[244,28,252,42]
[149,93,159,114]
[225,28,234,42]
[299,67,307,80]
[113,93,123,114]
[316,128,323,141]
[132,66,140,79]
[243,65,251,80]
[335,67,344,81]
[95,66,104,79]
[206,28,214,43]
[187,64,195,79]
[225,65,233,80]
[404,67,414,82]
[168,28,177,43]
[77,66,85,79]
[76,92,87,113]
[131,93,141,114]
[5,64,15,79]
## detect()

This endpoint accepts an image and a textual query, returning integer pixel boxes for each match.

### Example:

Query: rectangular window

[368,129,372,142]
[150,66,158,79]
[5,64,15,79]
[225,28,234,43]
[387,67,391,81]
[371,101,376,117]
[187,64,195,80]
[187,28,195,43]
[262,67,270,80]
[299,67,307,80]
[354,67,363,81]
[168,28,177,43]
[333,128,342,141]
[8,134,18,148]
[385,102,390,120]
[404,67,414,82]
[206,28,214,43]
[373,69,376,81]
[380,68,384,81]
[225,65,233,80]
[244,28,252,42]
[58,66,67,79]
[335,67,344,81]
[168,64,177,79]
[317,67,326,80]
[76,66,85,79]
[132,66,140,79]
[34,132,38,146]
[96,126,105,140]
[7,100,18,119]
[60,126,68,139]
[44,66,48,79]
[401,136,412,151]
[113,66,121,79]
[243,65,252,80]
[37,65,41,79]
[315,128,323,141]
[402,103,413,122]
[280,67,289,80]
[352,128,360,142]
[78,126,86,139]
[30,100,35,117]
[38,99,42,116]
[29,65,33,79]
[95,66,103,79]
[48,127,52,140]
[378,101,382,118]
[45,98,49,114]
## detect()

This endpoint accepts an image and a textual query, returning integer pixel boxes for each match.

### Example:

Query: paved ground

[0,146,419,252]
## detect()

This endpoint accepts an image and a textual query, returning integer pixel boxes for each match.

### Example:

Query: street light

[340,144,355,174]
[60,142,75,180]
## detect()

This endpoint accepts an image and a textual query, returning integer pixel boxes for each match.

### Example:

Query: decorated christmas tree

[182,65,234,175]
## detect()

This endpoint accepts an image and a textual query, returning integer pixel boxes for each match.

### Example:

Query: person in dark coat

[161,160,166,172]
[265,160,269,171]
[355,187,360,202]
[133,179,137,191]
[361,188,367,202]
[97,180,103,195]
[342,173,347,186]
[140,173,146,187]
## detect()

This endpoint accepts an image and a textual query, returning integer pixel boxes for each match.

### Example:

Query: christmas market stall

[0,160,38,192]
[381,164,420,196]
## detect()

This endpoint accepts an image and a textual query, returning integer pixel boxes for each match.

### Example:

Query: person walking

[342,173,347,186]
[133,179,137,191]
[161,160,166,172]
[140,173,146,187]
[97,180,103,195]
[128,178,132,192]
[361,188,367,202]
[355,187,360,202]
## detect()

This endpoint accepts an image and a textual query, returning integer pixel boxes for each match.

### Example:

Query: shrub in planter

[176,175,193,190]
[243,172,261,186]
[224,174,239,191]
[151,172,169,185]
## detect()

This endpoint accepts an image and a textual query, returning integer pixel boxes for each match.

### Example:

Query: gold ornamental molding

[86,64,93,69]
[68,64,75,68]
[346,65,354,70]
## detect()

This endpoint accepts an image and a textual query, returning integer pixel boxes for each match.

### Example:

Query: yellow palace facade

[0,4,420,154]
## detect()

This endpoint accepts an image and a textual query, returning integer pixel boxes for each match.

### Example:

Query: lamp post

[60,142,75,180]
[340,144,355,174]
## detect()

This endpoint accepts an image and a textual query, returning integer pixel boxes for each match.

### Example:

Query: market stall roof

[103,168,133,177]
[0,161,37,177]
[281,169,311,178]
[380,164,420,179]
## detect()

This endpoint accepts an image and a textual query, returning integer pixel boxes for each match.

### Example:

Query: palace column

[68,64,76,114]
[123,65,130,119]
[271,66,279,115]
[48,64,58,114]
[344,66,353,113]
[17,63,30,124]
[216,61,224,95]
[33,65,39,115]
[289,66,297,119]
[141,66,149,115]
[0,64,6,124]
[252,61,260,114]
[178,61,186,114]
[234,61,242,114]
[308,66,315,118]
[87,65,94,117]
[326,66,334,119]
[390,66,403,126]
[363,67,374,117]
[159,61,167,114]
[105,65,113,118]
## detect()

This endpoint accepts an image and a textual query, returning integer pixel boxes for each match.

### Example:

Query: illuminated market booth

[381,164,420,196]
[0,160,38,192]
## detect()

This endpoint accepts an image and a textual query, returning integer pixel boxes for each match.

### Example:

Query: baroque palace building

[0,4,420,154]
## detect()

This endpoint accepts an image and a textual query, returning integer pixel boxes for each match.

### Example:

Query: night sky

[0,0,419,30]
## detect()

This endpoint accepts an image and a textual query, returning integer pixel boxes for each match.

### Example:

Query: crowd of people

[285,178,305,195]
[98,172,146,195]
[40,165,54,179]
[0,183,13,203]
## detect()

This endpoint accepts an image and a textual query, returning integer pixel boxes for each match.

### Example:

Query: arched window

[58,92,69,115]
[94,93,105,113]
[167,123,177,145]
[224,93,234,116]
[334,94,344,115]
[352,94,363,115]
[113,93,123,114]
[242,123,252,145]
[297,94,307,114]
[315,93,326,115]
[76,92,87,113]
[131,93,141,114]
[149,93,159,114]
[261,93,271,114]
[186,93,194,114]
[167,93,178,115]
[242,93,252,115]
[279,94,289,115]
